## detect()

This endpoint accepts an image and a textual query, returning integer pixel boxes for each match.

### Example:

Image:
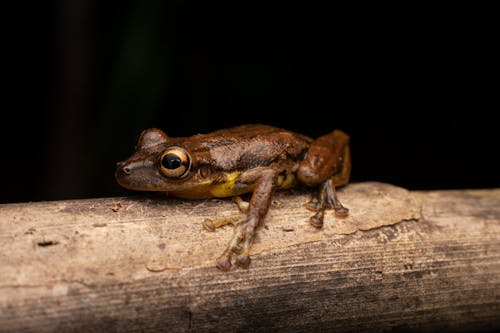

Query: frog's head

[115,128,211,194]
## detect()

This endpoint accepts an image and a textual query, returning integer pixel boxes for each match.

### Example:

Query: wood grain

[0,182,499,332]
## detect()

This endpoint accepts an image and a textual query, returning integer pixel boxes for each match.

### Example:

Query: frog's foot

[307,182,327,228]
[309,209,326,228]
[307,179,348,228]
[215,216,258,271]
[326,180,349,218]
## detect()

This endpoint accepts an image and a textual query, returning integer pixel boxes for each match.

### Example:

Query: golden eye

[159,147,191,178]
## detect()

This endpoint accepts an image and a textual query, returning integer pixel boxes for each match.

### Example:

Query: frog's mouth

[115,159,163,191]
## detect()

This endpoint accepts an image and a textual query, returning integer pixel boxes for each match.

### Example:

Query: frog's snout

[116,160,131,176]
[115,158,161,191]
[115,160,137,190]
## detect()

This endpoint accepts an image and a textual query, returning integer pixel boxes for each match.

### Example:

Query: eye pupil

[159,147,191,178]
[162,153,182,169]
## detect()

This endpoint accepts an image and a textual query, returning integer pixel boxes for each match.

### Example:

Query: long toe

[235,253,251,268]
[216,254,232,271]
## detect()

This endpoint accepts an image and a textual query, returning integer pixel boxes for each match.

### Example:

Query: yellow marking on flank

[209,171,248,197]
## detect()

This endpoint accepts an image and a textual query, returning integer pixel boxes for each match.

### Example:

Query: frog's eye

[159,147,191,178]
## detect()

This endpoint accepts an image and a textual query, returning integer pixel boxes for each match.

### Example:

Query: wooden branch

[0,182,499,332]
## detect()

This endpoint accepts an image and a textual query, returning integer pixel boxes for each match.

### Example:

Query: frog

[115,124,351,271]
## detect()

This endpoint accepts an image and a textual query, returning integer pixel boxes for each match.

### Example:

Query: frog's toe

[216,254,232,271]
[305,198,320,212]
[305,202,319,212]
[202,219,217,231]
[202,215,242,231]
[334,206,349,218]
[235,253,251,268]
[308,206,325,228]
[234,196,250,212]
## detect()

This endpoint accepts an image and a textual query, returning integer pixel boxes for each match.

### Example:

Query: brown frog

[115,124,350,270]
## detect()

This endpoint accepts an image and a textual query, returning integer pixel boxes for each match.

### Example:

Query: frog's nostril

[116,161,131,175]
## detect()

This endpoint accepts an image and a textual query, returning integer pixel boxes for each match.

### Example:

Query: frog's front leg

[216,167,276,271]
[298,129,351,228]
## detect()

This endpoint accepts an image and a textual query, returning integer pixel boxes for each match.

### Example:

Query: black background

[3,2,498,203]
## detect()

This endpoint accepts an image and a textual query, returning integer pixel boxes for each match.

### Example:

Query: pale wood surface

[0,182,499,332]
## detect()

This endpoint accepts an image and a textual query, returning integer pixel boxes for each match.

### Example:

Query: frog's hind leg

[308,179,349,228]
[308,182,328,228]
[298,129,351,228]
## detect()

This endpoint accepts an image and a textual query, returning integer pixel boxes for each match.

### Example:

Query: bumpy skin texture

[116,124,351,270]
[297,130,351,186]
[116,125,312,198]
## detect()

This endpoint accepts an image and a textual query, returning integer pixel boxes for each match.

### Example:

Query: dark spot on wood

[24,228,36,235]
[158,243,166,250]
[37,240,59,247]
[187,309,193,330]
[110,203,122,212]
[403,270,425,279]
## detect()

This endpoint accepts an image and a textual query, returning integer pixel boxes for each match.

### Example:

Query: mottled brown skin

[116,124,351,270]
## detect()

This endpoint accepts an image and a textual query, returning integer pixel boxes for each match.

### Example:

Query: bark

[0,182,498,332]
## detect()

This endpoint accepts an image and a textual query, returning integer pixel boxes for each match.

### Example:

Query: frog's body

[116,124,350,270]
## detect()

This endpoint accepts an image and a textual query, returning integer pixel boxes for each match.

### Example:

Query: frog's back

[201,124,309,142]
[180,124,312,171]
